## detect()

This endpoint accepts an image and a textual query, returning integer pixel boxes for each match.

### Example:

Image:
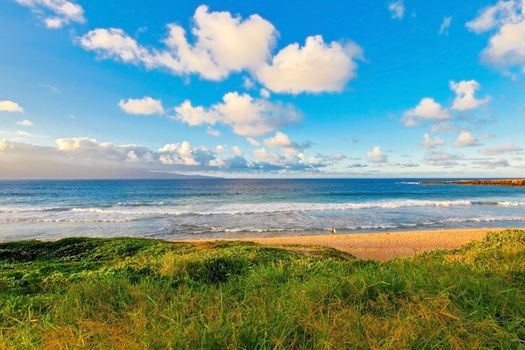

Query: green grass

[0,230,524,349]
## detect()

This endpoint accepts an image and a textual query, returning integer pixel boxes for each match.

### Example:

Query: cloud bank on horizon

[1,0,525,178]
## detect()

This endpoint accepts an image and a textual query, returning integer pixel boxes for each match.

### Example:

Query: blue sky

[1,0,524,178]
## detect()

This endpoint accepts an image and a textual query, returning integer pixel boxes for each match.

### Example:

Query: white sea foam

[1,198,525,219]
[1,198,525,227]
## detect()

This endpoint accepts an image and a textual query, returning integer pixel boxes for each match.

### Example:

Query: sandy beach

[181,228,505,261]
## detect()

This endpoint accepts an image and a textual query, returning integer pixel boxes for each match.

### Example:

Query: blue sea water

[1,179,525,241]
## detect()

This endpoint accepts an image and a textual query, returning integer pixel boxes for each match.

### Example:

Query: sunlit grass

[1,230,524,349]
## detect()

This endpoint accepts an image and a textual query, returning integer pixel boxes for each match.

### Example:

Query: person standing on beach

[331,226,336,235]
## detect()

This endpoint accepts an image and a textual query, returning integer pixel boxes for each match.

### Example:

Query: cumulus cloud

[252,147,280,164]
[388,0,405,20]
[119,97,164,115]
[163,6,276,80]
[56,137,154,163]
[206,127,220,137]
[472,158,510,168]
[259,88,271,99]
[246,137,260,146]
[482,20,525,69]
[80,5,275,81]
[0,139,203,178]
[16,0,85,29]
[466,0,522,33]
[0,137,345,177]
[263,131,293,148]
[467,0,525,72]
[403,80,489,127]
[439,16,452,35]
[0,100,24,113]
[79,6,362,94]
[173,92,302,137]
[262,131,307,157]
[425,151,464,167]
[450,80,490,110]
[79,28,152,65]
[250,146,338,172]
[419,133,445,149]
[231,146,243,156]
[402,98,451,126]
[453,131,480,147]
[158,142,198,166]
[255,36,364,94]
[51,137,222,169]
[479,143,523,155]
[215,145,226,154]
[16,120,33,127]
[367,146,388,163]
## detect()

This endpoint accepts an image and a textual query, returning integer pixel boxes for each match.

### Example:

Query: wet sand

[181,228,506,261]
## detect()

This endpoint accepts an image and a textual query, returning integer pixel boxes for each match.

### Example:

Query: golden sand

[179,228,507,261]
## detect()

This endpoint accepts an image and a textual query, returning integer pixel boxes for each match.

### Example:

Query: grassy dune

[1,230,524,349]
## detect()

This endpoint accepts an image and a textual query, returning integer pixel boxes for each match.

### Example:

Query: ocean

[1,179,524,241]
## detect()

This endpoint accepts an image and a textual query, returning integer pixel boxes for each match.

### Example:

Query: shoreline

[177,227,507,261]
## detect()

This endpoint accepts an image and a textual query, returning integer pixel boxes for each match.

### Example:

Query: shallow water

[1,179,524,241]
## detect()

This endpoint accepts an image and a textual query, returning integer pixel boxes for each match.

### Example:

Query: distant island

[420,179,525,187]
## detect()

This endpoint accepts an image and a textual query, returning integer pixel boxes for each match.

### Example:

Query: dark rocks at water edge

[420,179,525,187]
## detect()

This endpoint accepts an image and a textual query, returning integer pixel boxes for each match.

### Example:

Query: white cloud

[173,92,302,137]
[472,158,511,168]
[403,80,488,127]
[367,146,388,163]
[403,98,451,126]
[450,80,490,110]
[467,1,525,72]
[80,5,276,81]
[206,127,220,137]
[56,137,157,164]
[388,0,405,20]
[453,131,480,147]
[161,5,277,80]
[16,0,85,29]
[80,28,152,64]
[419,133,445,149]
[439,16,452,35]
[0,138,340,177]
[119,97,164,115]
[251,143,334,170]
[263,131,303,156]
[480,143,523,155]
[158,141,198,166]
[16,120,33,127]
[173,100,218,126]
[425,151,464,167]
[231,145,243,156]
[246,137,260,146]
[466,0,522,34]
[243,77,255,89]
[482,20,525,69]
[15,130,32,137]
[80,6,362,94]
[208,158,226,167]
[263,131,293,148]
[259,88,271,99]
[252,147,280,164]
[0,100,24,113]
[255,36,364,94]
[54,138,222,169]
[215,145,226,154]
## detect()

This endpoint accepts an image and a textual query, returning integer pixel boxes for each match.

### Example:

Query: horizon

[0,176,523,181]
[2,0,525,178]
